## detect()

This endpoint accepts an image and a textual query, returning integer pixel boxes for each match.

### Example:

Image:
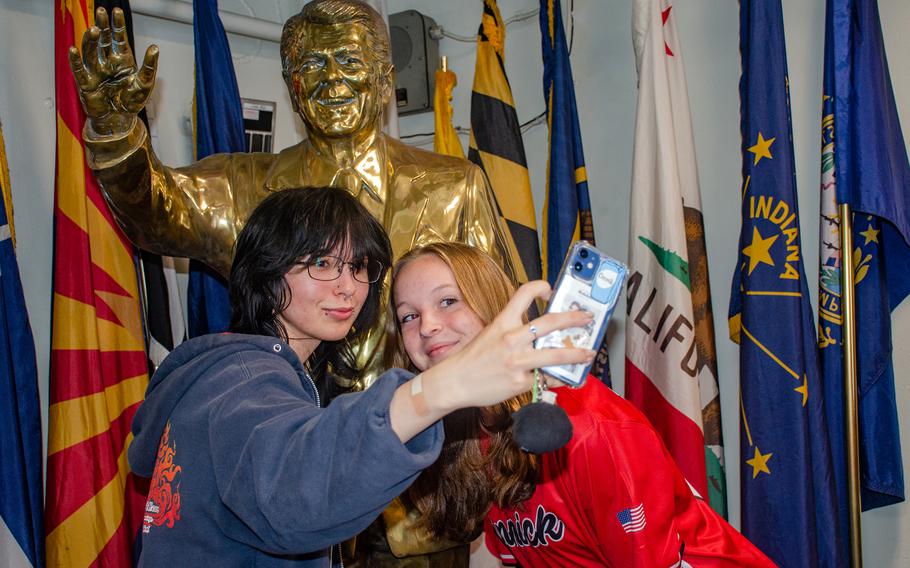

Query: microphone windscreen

[511,402,573,454]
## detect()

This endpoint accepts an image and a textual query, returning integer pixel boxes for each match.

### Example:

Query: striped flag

[1,123,43,568]
[48,1,151,565]
[616,503,647,534]
[539,0,610,384]
[469,0,542,284]
[187,0,247,338]
[139,250,185,369]
[625,0,727,515]
[94,0,186,370]
[730,0,843,563]
[434,64,465,159]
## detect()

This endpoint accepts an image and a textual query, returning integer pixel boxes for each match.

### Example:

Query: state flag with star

[817,0,909,559]
[728,0,844,565]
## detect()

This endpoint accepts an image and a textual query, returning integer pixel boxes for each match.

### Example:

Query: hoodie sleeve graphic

[143,421,182,533]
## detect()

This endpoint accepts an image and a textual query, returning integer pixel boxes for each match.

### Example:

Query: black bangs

[229,186,392,388]
[233,185,392,293]
[283,187,391,269]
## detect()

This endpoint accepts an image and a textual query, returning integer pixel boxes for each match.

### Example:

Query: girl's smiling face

[393,253,485,371]
[277,249,369,360]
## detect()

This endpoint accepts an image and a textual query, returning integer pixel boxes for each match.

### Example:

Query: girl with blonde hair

[385,242,774,567]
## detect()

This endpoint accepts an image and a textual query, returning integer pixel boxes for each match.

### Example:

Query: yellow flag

[433,68,465,158]
[0,121,13,245]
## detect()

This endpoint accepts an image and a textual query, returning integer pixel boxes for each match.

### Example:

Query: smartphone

[534,241,627,387]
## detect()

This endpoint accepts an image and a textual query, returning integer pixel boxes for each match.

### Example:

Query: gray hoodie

[129,333,442,567]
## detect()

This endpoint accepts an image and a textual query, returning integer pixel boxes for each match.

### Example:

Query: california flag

[625,0,727,515]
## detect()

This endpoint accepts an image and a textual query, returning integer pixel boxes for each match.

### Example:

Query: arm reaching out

[389,280,596,441]
[68,7,158,136]
[67,6,243,275]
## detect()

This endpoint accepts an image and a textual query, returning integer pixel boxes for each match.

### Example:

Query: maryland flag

[48,2,150,565]
[469,0,541,284]
[626,0,726,516]
[729,0,844,564]
[434,63,465,159]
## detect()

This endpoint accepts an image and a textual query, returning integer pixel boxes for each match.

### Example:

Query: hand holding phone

[534,242,627,386]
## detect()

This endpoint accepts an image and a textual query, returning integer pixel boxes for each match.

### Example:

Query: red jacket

[485,379,775,567]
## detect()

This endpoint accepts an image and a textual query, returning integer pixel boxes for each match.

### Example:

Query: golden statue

[68,0,519,389]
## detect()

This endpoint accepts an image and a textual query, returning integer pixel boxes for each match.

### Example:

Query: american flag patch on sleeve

[616,503,646,533]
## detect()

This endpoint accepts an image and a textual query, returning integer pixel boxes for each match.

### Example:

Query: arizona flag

[48,2,150,565]
[625,0,726,514]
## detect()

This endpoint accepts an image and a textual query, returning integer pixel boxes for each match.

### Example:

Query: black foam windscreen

[511,402,573,454]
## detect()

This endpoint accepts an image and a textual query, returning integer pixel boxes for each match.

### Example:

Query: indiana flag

[730,0,844,564]
[469,0,542,285]
[48,1,151,566]
[187,0,247,338]
[818,0,908,555]
[625,0,727,516]
[1,123,43,568]
[434,63,465,159]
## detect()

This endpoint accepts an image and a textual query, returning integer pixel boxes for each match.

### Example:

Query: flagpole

[839,203,863,567]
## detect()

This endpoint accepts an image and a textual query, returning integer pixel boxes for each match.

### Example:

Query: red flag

[47,1,150,565]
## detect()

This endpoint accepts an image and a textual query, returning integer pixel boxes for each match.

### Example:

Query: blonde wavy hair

[386,242,537,542]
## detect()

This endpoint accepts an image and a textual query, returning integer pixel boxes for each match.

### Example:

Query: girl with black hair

[126,187,594,568]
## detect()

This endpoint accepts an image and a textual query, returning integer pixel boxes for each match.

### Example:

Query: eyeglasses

[304,256,384,284]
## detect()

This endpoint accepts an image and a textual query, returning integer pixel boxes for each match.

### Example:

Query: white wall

[1,0,908,564]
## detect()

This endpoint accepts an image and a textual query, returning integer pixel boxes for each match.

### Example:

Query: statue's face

[288,23,387,139]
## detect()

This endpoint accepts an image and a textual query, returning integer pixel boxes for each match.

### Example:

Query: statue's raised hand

[68,7,158,136]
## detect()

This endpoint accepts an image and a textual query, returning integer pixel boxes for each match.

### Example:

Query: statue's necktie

[331,168,364,195]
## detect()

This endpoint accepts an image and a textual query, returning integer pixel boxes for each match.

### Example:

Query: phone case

[534,241,627,387]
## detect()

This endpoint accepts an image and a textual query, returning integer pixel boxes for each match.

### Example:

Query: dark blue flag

[539,0,595,285]
[539,0,609,385]
[729,1,844,565]
[0,169,43,566]
[189,0,247,337]
[817,0,907,552]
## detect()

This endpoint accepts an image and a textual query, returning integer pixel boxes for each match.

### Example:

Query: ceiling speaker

[389,10,439,116]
